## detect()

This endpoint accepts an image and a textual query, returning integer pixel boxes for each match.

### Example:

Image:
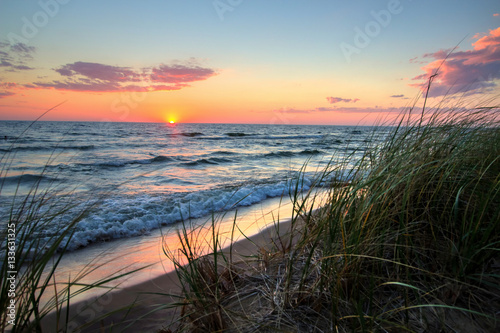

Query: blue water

[0,121,387,252]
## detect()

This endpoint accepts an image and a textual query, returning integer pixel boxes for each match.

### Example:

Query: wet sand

[42,195,309,332]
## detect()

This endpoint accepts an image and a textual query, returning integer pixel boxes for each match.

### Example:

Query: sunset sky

[0,0,499,125]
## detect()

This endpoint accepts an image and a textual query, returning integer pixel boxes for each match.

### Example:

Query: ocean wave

[265,151,295,158]
[194,133,325,142]
[257,134,324,141]
[225,132,253,137]
[62,144,95,151]
[0,144,96,153]
[299,149,324,155]
[167,132,204,137]
[264,149,324,158]
[61,177,314,250]
[75,155,176,168]
[0,174,56,185]
[211,150,238,155]
[183,157,233,166]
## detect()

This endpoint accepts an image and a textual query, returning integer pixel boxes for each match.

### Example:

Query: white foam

[61,176,316,251]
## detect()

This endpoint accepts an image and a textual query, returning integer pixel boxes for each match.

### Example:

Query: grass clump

[167,98,500,332]
[0,119,142,332]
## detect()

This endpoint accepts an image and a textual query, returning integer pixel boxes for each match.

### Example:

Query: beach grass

[1,89,499,332]
[165,94,500,332]
[0,120,144,332]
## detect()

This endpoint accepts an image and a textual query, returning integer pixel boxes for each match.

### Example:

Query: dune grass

[164,96,500,332]
[1,90,498,332]
[0,120,144,332]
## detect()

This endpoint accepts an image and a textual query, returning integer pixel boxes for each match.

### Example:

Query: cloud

[34,80,122,92]
[0,82,18,89]
[390,94,406,98]
[326,97,360,104]
[0,91,15,98]
[320,106,407,114]
[0,41,36,72]
[0,82,19,99]
[494,13,499,17]
[10,43,36,57]
[150,64,216,84]
[272,107,311,114]
[33,60,218,93]
[273,106,406,114]
[55,62,141,82]
[410,27,500,97]
[409,56,426,64]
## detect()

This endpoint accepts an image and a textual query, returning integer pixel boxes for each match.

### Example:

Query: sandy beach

[42,195,307,332]
[2,2,499,332]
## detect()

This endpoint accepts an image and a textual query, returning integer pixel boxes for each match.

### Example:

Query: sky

[0,0,499,125]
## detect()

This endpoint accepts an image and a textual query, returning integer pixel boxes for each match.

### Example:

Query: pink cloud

[0,41,36,72]
[326,97,360,104]
[273,106,407,114]
[318,106,406,114]
[0,91,15,98]
[33,61,218,93]
[494,13,499,17]
[410,27,500,97]
[33,80,122,92]
[0,82,19,98]
[150,64,216,84]
[55,62,141,82]
[0,82,18,89]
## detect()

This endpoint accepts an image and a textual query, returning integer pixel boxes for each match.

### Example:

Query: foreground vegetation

[1,90,498,332]
[0,119,141,332]
[165,101,500,332]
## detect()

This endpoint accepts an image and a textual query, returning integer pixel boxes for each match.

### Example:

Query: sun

[164,112,177,124]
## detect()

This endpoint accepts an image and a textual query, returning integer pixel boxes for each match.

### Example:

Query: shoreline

[41,194,302,298]
[40,187,331,332]
[39,189,329,307]
[43,213,297,332]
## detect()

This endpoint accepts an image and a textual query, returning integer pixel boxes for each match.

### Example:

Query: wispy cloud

[0,82,18,89]
[410,27,500,97]
[0,41,37,98]
[0,41,36,72]
[150,64,216,84]
[409,56,425,64]
[54,62,142,82]
[0,80,19,99]
[390,94,408,99]
[0,91,15,98]
[33,60,218,93]
[273,106,406,114]
[326,96,360,104]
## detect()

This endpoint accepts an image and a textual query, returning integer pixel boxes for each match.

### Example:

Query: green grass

[0,118,144,332]
[2,88,499,332]
[165,94,500,332]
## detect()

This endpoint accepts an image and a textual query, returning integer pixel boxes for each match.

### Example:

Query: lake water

[0,121,387,251]
[0,121,391,300]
